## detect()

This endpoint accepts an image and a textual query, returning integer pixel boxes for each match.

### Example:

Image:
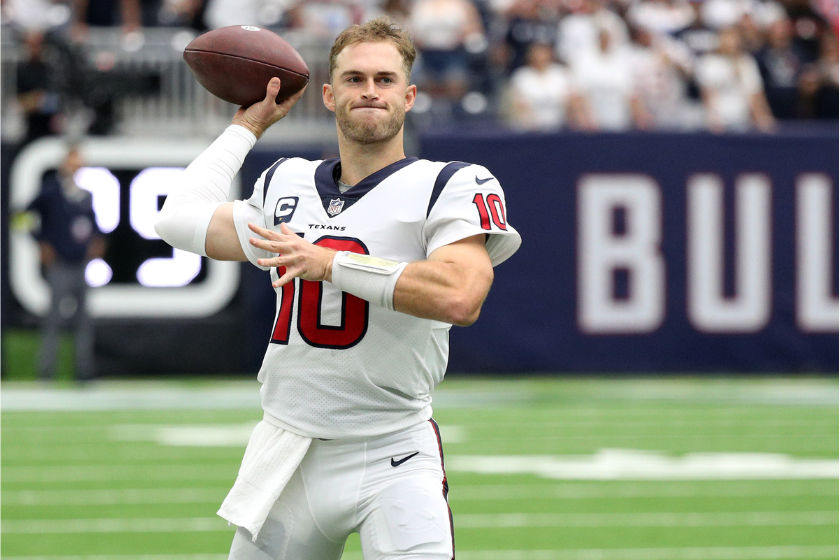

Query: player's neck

[336,129,407,186]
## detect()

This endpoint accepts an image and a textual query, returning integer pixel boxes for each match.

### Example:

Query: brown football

[183,25,309,106]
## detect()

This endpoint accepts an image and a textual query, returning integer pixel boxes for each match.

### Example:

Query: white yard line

[455,510,838,528]
[1,517,231,534]
[2,488,226,505]
[4,481,835,506]
[2,511,835,534]
[2,547,838,560]
[2,423,466,447]
[1,464,237,483]
[453,481,837,500]
[0,385,532,412]
[1,379,836,412]
[3,417,833,433]
[0,385,261,411]
[5,450,838,483]
[452,546,840,560]
[1,556,228,560]
[446,451,840,480]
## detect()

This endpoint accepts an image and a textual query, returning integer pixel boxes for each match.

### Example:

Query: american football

[183,25,309,106]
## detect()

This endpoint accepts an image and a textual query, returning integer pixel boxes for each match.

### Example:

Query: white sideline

[2,511,836,534]
[0,557,228,560]
[107,423,466,446]
[5,451,838,483]
[1,378,836,411]
[2,464,237,483]
[2,416,833,433]
[446,450,840,480]
[453,547,840,560]
[2,547,839,560]
[2,488,226,505]
[4,480,834,506]
[454,510,838,527]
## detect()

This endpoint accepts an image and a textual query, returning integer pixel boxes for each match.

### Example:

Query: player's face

[324,41,416,145]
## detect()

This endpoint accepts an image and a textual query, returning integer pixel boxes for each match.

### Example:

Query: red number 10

[472,193,508,231]
[271,237,369,350]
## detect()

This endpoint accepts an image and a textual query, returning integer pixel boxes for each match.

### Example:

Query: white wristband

[330,252,408,311]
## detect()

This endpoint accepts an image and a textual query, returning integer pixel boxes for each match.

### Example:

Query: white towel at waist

[217,419,312,541]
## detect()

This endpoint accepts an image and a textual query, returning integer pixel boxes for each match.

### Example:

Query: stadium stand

[1,0,837,141]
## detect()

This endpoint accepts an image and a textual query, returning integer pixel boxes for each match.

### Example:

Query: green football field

[2,377,838,559]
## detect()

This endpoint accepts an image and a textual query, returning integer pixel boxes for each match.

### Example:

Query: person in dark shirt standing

[27,146,105,381]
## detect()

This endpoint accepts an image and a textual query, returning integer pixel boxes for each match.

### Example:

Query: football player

[156,17,521,560]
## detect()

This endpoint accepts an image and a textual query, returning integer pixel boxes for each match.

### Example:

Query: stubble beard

[336,103,405,145]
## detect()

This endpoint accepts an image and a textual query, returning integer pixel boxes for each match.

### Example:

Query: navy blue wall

[417,128,838,372]
[5,128,836,375]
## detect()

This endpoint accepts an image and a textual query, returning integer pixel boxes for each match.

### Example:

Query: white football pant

[228,419,454,560]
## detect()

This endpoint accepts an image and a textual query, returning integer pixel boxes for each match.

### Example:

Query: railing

[2,26,338,145]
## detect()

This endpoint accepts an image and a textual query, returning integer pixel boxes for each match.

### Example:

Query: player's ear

[404,84,417,113]
[323,83,335,112]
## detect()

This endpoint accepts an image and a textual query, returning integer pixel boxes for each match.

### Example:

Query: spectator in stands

[629,25,702,129]
[701,0,765,29]
[26,145,106,382]
[627,0,695,36]
[507,41,591,130]
[672,0,721,105]
[698,0,786,50]
[17,30,63,145]
[557,0,628,63]
[70,0,142,41]
[203,0,290,29]
[498,0,563,72]
[364,0,412,29]
[739,12,771,53]
[795,31,839,118]
[158,0,206,29]
[571,27,652,130]
[674,0,719,57]
[695,26,775,131]
[4,0,74,32]
[409,0,485,101]
[286,0,363,40]
[755,18,809,118]
[781,0,830,61]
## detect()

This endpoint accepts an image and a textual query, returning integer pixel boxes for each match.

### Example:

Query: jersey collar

[314,157,419,217]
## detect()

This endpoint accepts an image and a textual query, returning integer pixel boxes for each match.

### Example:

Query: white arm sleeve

[232,187,274,270]
[154,125,257,256]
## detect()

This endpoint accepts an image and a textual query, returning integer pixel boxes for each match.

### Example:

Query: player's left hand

[248,223,335,287]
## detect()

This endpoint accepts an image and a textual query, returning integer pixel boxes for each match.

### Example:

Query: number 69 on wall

[9,138,241,318]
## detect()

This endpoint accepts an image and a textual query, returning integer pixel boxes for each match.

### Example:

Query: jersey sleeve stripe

[428,418,455,560]
[427,162,470,218]
[261,158,288,207]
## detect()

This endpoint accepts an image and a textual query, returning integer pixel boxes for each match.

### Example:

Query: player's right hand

[232,78,306,139]
[248,222,337,287]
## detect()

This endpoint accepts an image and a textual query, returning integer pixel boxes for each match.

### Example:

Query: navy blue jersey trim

[314,158,342,200]
[314,157,419,217]
[429,418,454,559]
[427,162,470,218]
[262,158,288,207]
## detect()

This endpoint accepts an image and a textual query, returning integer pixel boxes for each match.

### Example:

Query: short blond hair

[329,17,416,82]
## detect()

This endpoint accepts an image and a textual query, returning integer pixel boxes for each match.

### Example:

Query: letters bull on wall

[419,128,838,373]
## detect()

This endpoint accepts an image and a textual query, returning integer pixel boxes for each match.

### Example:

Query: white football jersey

[232,157,521,439]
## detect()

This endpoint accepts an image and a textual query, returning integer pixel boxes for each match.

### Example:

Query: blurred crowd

[4,0,838,137]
